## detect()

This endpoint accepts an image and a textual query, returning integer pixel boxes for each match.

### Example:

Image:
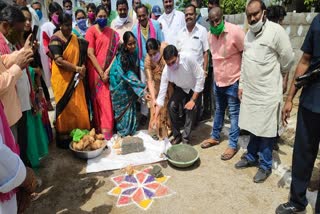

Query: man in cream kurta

[235,0,293,183]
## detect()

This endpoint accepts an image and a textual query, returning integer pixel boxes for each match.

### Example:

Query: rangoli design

[108,167,175,210]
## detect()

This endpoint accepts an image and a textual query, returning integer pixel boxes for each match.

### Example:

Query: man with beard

[234,0,293,183]
[201,7,244,161]
[158,0,185,46]
[101,0,117,26]
[111,0,133,41]
[132,4,163,125]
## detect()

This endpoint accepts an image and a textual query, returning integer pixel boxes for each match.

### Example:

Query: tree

[145,2,152,13]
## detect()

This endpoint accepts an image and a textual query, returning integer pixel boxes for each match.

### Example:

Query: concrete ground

[25,92,319,214]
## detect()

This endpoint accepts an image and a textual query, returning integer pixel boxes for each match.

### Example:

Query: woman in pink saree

[86,5,120,140]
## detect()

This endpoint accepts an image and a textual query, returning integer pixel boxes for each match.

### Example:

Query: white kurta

[239,20,294,137]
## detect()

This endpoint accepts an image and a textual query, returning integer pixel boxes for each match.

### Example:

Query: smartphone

[31,25,39,47]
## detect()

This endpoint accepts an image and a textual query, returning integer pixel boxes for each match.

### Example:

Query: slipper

[200,138,219,149]
[221,148,238,160]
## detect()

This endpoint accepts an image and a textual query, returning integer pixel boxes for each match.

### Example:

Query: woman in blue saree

[109,31,147,136]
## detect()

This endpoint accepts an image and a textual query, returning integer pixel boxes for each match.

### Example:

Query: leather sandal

[221,148,238,160]
[200,138,219,149]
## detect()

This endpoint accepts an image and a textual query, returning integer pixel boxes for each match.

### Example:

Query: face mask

[119,17,128,23]
[168,57,179,71]
[249,11,265,33]
[88,12,95,21]
[96,18,108,28]
[210,21,225,35]
[77,19,88,31]
[151,52,161,63]
[65,9,73,16]
[52,14,60,25]
[36,9,43,20]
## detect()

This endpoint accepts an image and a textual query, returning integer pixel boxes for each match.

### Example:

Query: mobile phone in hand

[31,25,39,47]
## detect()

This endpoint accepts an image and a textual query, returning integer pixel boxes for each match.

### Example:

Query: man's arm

[185,57,205,110]
[202,28,209,74]
[154,67,169,118]
[282,53,311,125]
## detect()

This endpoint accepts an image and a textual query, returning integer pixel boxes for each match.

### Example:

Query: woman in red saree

[86,5,120,140]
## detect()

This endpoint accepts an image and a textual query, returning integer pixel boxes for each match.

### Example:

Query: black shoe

[275,202,305,214]
[139,115,148,126]
[170,135,182,145]
[235,158,258,169]
[253,168,271,183]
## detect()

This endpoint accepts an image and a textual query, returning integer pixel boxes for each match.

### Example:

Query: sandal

[200,138,219,149]
[221,148,238,160]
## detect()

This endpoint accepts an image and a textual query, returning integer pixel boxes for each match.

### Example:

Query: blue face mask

[77,19,88,32]
[96,18,108,28]
[65,9,73,16]
[36,9,43,20]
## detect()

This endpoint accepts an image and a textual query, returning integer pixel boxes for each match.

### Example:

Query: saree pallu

[85,26,120,139]
[50,34,90,147]
[109,54,145,137]
[144,43,173,140]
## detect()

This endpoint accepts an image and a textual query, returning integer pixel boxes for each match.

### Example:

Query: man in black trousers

[152,45,205,145]
[276,14,320,214]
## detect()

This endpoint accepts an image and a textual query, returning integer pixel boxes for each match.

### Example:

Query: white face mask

[119,17,128,23]
[249,11,265,33]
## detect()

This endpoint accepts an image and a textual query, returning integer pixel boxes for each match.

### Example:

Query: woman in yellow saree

[49,13,90,148]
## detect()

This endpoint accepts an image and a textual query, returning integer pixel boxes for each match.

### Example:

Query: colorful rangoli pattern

[108,167,175,210]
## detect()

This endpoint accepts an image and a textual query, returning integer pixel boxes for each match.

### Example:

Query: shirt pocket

[191,37,203,52]
[245,42,270,64]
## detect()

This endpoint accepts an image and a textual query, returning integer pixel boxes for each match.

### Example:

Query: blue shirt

[300,14,320,113]
[132,19,163,71]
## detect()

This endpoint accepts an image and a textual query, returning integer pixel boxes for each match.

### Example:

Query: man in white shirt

[158,0,185,46]
[176,4,209,74]
[111,0,133,41]
[176,4,209,127]
[235,0,293,183]
[152,45,205,145]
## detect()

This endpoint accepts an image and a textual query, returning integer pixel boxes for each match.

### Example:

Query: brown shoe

[221,147,238,160]
[200,138,219,149]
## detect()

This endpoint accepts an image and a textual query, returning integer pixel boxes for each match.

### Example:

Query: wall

[224,12,318,90]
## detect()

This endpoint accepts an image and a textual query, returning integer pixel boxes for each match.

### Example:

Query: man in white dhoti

[234,0,293,183]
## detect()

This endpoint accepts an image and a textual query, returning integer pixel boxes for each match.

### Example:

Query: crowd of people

[0,0,319,213]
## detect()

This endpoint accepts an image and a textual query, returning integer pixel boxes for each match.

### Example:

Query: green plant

[220,0,246,14]
[304,0,316,10]
[175,0,245,14]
